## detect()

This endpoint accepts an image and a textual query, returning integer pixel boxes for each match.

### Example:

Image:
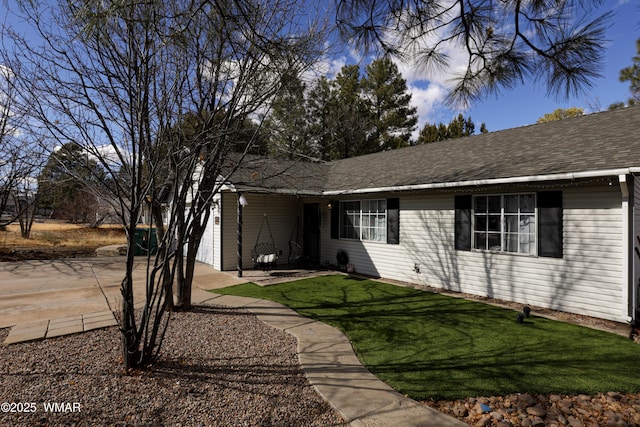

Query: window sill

[470,248,537,257]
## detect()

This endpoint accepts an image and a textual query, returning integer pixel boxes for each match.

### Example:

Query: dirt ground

[0,220,126,262]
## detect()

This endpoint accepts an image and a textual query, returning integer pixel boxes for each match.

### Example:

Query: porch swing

[288,216,303,265]
[251,213,279,270]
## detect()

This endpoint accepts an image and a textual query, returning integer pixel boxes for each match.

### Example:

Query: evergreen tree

[329,65,374,159]
[38,142,107,223]
[416,114,485,144]
[336,0,610,104]
[361,58,417,151]
[265,73,311,159]
[609,38,640,110]
[306,76,335,161]
[619,39,640,102]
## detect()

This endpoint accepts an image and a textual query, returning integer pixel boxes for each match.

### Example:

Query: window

[472,194,536,255]
[340,199,387,242]
[454,191,564,258]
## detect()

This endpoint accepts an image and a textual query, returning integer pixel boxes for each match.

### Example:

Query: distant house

[197,106,640,325]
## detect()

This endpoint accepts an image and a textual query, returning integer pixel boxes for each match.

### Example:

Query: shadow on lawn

[216,277,640,399]
[250,279,640,400]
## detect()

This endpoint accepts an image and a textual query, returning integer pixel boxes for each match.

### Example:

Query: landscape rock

[526,405,546,417]
[425,391,640,427]
[0,305,346,426]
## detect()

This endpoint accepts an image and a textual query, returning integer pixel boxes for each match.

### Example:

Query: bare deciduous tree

[0,60,46,235]
[3,0,327,368]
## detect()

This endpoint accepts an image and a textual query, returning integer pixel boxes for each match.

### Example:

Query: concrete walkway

[0,258,465,427]
[4,311,117,344]
[198,291,466,427]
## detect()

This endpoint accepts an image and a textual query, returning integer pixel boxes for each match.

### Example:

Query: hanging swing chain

[255,213,277,249]
[288,216,300,243]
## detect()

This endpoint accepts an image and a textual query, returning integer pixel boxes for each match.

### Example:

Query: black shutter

[455,195,472,251]
[387,198,400,244]
[330,200,339,239]
[538,191,563,258]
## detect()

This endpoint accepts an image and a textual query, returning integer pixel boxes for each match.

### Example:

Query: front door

[303,203,320,264]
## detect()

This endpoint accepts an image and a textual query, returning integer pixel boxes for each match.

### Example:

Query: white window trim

[339,199,387,242]
[471,193,537,255]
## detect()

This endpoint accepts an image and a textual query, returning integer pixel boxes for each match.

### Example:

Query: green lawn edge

[213,274,640,400]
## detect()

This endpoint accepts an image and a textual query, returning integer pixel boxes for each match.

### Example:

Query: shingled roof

[230,106,640,195]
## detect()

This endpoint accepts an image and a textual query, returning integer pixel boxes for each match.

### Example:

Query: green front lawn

[214,275,640,400]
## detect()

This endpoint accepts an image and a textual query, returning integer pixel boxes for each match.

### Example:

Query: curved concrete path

[198,292,466,427]
[0,258,465,427]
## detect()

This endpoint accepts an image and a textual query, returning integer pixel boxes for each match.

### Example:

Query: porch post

[619,175,634,323]
[237,192,243,278]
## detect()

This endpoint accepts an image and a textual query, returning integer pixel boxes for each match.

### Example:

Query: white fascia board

[222,168,640,197]
[321,168,638,196]
[223,185,323,196]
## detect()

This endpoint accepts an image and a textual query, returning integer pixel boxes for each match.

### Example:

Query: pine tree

[306,76,334,161]
[329,65,374,159]
[361,58,417,151]
[266,73,311,159]
[416,114,485,144]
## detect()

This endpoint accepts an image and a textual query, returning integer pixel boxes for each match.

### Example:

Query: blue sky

[324,0,639,134]
[465,0,639,132]
[3,0,638,135]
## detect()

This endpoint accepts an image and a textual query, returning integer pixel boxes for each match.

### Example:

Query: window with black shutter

[455,195,472,251]
[456,191,562,258]
[537,191,563,258]
[387,198,400,244]
[329,198,399,244]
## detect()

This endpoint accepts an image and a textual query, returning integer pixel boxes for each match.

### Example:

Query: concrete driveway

[0,257,467,427]
[0,257,248,329]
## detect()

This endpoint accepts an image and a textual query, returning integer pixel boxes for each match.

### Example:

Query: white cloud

[405,83,450,139]
[395,50,470,138]
[304,47,354,84]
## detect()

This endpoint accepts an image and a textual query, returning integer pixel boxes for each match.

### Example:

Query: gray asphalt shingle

[230,106,640,194]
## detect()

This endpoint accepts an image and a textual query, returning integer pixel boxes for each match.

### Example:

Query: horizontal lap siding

[320,184,625,322]
[319,199,416,277]
[447,185,623,322]
[195,209,215,266]
[221,193,302,270]
[192,193,222,269]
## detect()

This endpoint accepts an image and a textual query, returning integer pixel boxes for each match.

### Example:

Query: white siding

[194,193,222,269]
[633,175,640,321]
[195,209,215,265]
[320,184,627,323]
[221,192,302,270]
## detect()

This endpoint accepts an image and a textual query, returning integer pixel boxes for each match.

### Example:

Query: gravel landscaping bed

[2,300,639,427]
[426,391,640,427]
[0,304,347,426]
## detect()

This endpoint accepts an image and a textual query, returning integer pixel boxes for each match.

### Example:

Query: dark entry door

[303,203,320,264]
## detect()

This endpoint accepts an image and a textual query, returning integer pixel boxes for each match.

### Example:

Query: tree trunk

[120,243,139,369]
[177,203,211,310]
[152,202,173,311]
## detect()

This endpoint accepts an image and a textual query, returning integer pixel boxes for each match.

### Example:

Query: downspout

[619,174,633,323]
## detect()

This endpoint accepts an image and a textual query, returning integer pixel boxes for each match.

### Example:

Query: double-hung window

[456,191,561,257]
[339,199,387,242]
[472,194,536,255]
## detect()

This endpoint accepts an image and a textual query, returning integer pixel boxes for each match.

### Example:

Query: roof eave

[222,168,640,197]
[321,168,640,196]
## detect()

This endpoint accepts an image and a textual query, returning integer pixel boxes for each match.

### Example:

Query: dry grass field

[0,220,126,261]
